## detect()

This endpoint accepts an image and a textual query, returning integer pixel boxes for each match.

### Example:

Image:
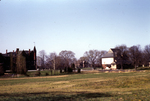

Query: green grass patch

[27,70,63,76]
[74,76,150,89]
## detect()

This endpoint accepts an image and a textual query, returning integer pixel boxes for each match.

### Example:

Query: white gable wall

[108,49,113,53]
[102,58,114,65]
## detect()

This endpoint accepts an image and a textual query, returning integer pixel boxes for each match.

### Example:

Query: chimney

[16,48,19,54]
[6,50,7,54]
[29,49,30,55]
[13,50,14,52]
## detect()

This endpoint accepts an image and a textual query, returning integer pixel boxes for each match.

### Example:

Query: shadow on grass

[138,68,150,70]
[75,92,112,98]
[0,91,114,100]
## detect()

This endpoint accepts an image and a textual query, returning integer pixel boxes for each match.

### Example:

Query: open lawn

[0,70,150,101]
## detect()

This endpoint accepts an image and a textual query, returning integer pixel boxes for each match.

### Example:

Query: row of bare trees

[37,50,76,71]
[37,49,107,70]
[115,44,150,69]
[79,50,107,68]
[37,44,150,70]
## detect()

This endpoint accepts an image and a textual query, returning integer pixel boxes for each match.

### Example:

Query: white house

[102,48,121,70]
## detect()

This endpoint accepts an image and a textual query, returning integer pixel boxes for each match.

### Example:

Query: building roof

[102,48,120,58]
[2,52,17,57]
[110,49,120,52]
[102,52,113,58]
[2,46,37,57]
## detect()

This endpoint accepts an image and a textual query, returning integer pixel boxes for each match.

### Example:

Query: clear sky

[0,0,150,59]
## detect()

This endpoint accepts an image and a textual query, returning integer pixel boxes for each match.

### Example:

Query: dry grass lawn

[0,70,150,101]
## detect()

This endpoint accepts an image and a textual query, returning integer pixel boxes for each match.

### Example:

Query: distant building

[102,48,122,70]
[1,46,36,71]
[102,48,132,70]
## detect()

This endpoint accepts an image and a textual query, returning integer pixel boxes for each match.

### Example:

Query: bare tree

[59,50,75,70]
[115,44,129,69]
[72,57,77,64]
[47,53,62,70]
[37,56,41,67]
[79,56,88,62]
[96,50,107,67]
[128,45,142,70]
[38,50,46,70]
[46,52,61,74]
[84,50,104,68]
[50,53,57,70]
[78,56,89,68]
[143,44,150,66]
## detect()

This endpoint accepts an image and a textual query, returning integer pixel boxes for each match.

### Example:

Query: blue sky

[0,0,150,59]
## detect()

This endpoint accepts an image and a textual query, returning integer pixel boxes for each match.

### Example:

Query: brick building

[1,46,36,72]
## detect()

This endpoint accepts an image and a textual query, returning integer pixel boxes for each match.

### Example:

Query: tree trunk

[121,62,123,70]
[135,65,137,70]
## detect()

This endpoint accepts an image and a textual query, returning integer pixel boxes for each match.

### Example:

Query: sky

[0,0,150,59]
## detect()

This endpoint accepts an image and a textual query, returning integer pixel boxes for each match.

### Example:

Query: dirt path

[0,75,69,80]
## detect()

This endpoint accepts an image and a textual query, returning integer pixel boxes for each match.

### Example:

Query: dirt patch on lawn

[0,75,69,80]
[52,81,70,84]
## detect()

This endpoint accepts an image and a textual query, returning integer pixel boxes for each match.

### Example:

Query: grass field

[0,69,150,101]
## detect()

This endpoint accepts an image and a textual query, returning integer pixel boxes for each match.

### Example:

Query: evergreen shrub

[34,71,41,76]
[0,64,4,76]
